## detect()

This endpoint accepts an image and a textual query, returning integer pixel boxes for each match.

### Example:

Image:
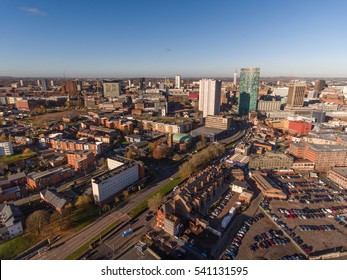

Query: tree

[75,195,92,212]
[126,149,135,159]
[153,143,169,160]
[147,193,163,212]
[0,133,8,142]
[23,148,32,154]
[26,210,50,235]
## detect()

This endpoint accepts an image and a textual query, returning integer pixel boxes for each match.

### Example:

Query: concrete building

[41,79,49,91]
[238,67,260,114]
[327,167,347,190]
[175,75,181,89]
[198,79,222,117]
[287,83,306,107]
[205,115,233,131]
[142,120,192,134]
[103,80,122,99]
[91,156,145,204]
[314,80,326,92]
[0,142,14,156]
[257,100,281,112]
[311,110,326,124]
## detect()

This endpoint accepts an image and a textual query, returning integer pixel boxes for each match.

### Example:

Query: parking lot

[206,190,241,228]
[268,199,347,253]
[234,210,301,260]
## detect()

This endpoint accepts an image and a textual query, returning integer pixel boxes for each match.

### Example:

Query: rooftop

[331,167,347,178]
[40,189,67,210]
[92,160,137,184]
[309,143,347,152]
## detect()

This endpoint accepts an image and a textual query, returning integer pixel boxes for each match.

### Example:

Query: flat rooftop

[310,143,347,152]
[331,167,347,178]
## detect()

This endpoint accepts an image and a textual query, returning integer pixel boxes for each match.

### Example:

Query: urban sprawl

[0,70,347,260]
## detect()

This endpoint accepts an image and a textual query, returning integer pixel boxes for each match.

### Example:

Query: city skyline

[1,0,347,78]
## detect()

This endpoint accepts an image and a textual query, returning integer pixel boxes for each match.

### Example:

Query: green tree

[26,210,50,235]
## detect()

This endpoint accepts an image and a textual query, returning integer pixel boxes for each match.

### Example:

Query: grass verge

[64,220,121,260]
[0,234,38,260]
[129,176,184,217]
[0,152,37,164]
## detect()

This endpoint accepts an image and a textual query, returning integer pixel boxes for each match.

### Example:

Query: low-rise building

[251,171,287,199]
[67,150,95,172]
[239,190,254,204]
[40,188,67,213]
[292,159,315,171]
[0,172,26,203]
[249,152,294,170]
[27,166,74,190]
[0,203,23,241]
[327,167,347,190]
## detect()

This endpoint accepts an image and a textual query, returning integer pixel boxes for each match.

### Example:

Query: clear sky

[1,0,347,78]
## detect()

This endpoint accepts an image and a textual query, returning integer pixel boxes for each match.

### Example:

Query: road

[31,169,180,260]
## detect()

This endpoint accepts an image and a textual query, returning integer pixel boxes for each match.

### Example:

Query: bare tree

[26,210,50,235]
[147,193,163,212]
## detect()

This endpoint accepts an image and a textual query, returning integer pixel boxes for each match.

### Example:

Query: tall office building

[237,67,260,114]
[41,79,48,91]
[103,80,122,99]
[175,75,181,89]
[198,79,222,118]
[287,83,306,107]
[139,78,145,90]
[233,68,237,85]
[314,80,326,92]
[62,80,78,93]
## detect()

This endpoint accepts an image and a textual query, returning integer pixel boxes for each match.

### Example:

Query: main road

[31,169,180,260]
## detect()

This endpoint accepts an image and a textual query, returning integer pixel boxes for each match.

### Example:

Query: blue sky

[1,0,347,78]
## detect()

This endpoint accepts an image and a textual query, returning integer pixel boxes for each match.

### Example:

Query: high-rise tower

[238,67,260,114]
[199,79,222,118]
[287,83,306,107]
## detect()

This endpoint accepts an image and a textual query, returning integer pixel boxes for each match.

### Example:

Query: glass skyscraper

[237,67,260,114]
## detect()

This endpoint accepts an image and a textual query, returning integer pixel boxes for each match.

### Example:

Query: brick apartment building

[67,150,95,172]
[27,166,74,190]
[45,138,103,156]
[0,172,26,203]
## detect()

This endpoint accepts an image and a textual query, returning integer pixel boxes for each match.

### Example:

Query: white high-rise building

[175,75,181,89]
[0,142,14,156]
[198,79,222,117]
